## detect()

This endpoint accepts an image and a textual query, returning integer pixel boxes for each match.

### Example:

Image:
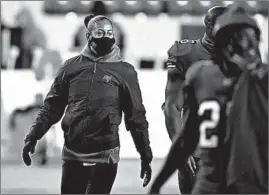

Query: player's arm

[150,63,202,194]
[163,42,186,140]
[150,72,200,193]
[164,68,185,140]
[150,98,200,194]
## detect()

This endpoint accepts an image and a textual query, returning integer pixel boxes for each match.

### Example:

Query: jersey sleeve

[166,40,193,80]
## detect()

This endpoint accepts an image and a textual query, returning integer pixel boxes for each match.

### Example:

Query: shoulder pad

[167,39,199,58]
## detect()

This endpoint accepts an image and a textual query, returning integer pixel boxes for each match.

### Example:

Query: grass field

[1,159,180,194]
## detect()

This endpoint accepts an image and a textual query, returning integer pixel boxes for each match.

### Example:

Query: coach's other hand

[141,161,152,187]
[22,140,37,166]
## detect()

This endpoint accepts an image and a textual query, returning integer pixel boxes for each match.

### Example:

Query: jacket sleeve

[25,62,69,143]
[120,66,153,164]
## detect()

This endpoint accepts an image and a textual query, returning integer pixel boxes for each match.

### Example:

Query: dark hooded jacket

[25,44,152,164]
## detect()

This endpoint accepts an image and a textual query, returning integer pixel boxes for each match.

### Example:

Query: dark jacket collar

[80,43,122,63]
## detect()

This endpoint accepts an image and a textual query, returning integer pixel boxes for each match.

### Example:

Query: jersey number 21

[198,101,220,148]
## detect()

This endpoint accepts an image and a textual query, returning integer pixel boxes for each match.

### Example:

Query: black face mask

[89,37,115,56]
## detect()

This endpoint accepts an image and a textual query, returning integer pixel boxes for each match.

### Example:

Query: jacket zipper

[82,58,102,146]
[88,62,97,99]
[88,57,101,101]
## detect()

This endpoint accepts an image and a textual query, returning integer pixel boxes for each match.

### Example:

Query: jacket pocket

[108,112,121,132]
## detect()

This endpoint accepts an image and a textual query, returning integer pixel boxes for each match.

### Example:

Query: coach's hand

[22,140,37,166]
[141,161,152,187]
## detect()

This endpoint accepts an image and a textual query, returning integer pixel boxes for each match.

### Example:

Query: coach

[22,14,152,194]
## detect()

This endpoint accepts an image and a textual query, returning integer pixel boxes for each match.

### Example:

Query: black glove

[141,161,152,187]
[22,140,37,166]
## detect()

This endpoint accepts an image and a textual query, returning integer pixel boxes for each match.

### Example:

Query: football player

[150,5,267,194]
[163,6,226,193]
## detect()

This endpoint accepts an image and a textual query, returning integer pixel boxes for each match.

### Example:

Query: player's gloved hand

[186,156,196,176]
[141,161,152,187]
[22,140,37,166]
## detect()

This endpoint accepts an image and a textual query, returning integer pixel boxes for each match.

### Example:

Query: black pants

[178,157,200,194]
[61,161,118,194]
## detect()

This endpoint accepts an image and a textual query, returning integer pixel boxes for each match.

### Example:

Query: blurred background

[1,0,268,194]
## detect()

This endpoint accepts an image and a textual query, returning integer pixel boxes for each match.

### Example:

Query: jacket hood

[80,43,122,63]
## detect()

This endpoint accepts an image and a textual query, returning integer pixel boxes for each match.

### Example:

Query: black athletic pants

[61,161,118,194]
